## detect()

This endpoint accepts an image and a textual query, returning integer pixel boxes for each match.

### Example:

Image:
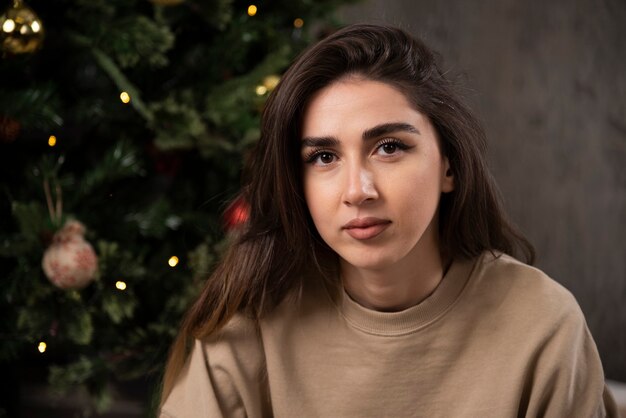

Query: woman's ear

[442,157,455,193]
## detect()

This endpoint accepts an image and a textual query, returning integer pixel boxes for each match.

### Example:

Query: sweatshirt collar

[340,254,479,336]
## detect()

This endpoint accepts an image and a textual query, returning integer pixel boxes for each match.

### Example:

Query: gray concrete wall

[340,0,626,379]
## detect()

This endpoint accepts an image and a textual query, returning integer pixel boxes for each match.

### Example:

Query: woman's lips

[342,217,391,240]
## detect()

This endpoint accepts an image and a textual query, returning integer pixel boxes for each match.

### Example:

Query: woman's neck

[341,247,445,312]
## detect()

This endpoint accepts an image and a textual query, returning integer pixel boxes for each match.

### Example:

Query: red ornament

[145,143,182,177]
[0,115,21,143]
[223,195,249,231]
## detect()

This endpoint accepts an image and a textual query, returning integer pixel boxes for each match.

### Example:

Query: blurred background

[1,0,624,416]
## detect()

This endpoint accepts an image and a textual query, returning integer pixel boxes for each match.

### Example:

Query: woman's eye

[380,143,398,154]
[305,151,336,165]
[318,152,335,164]
[376,140,407,156]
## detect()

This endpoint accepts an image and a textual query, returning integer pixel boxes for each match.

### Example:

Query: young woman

[160,24,617,417]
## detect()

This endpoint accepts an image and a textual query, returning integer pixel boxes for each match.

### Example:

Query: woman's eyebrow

[301,136,339,148]
[301,122,419,148]
[362,122,420,140]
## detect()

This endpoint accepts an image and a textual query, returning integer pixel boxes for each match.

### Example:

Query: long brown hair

[160,23,534,401]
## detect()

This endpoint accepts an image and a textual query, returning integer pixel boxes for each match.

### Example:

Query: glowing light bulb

[255,85,268,96]
[38,342,47,353]
[168,256,179,267]
[247,5,257,16]
[120,92,131,104]
[293,18,304,29]
[263,75,280,91]
[48,135,57,147]
[115,281,127,290]
[31,21,41,33]
[2,19,15,33]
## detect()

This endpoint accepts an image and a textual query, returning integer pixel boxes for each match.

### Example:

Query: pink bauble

[42,220,98,289]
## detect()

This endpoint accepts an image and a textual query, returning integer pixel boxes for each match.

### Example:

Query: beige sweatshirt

[161,252,619,417]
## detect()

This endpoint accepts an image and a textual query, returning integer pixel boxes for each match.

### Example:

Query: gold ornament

[149,0,185,6]
[0,0,44,55]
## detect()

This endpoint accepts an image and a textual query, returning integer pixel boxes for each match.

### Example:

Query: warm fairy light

[263,75,280,91]
[168,256,179,267]
[120,92,131,104]
[255,85,268,96]
[48,135,57,147]
[115,281,127,290]
[293,18,304,28]
[2,19,15,33]
[247,5,257,16]
[38,342,47,353]
[31,21,41,33]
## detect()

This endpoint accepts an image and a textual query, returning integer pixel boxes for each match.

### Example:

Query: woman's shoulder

[198,273,332,353]
[199,313,264,365]
[468,251,584,324]
[162,317,269,418]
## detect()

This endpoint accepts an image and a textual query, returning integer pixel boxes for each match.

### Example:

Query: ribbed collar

[339,254,479,336]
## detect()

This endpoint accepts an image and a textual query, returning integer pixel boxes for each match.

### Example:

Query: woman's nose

[342,164,379,206]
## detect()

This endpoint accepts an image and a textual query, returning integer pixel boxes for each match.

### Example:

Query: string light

[255,85,268,96]
[293,18,304,29]
[38,342,47,353]
[115,281,127,290]
[2,19,15,33]
[48,135,57,147]
[168,256,179,267]
[247,5,257,16]
[263,75,280,91]
[120,92,131,104]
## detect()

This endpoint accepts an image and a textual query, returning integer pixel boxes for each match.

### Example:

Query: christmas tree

[0,0,356,415]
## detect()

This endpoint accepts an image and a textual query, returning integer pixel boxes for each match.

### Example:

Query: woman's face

[301,78,454,272]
